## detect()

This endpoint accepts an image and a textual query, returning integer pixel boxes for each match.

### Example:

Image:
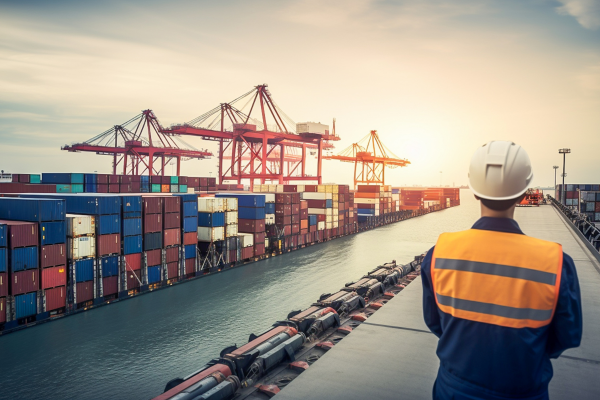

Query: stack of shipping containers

[11,174,41,184]
[218,194,265,259]
[67,214,96,307]
[556,184,600,223]
[0,223,5,324]
[142,196,163,287]
[222,197,239,265]
[303,186,332,233]
[163,196,182,282]
[119,195,142,297]
[180,194,198,277]
[42,173,84,193]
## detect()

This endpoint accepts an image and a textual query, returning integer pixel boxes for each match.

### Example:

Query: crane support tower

[162,84,340,189]
[62,110,212,176]
[324,130,410,189]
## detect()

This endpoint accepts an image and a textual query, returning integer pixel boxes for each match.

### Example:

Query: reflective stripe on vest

[432,229,563,329]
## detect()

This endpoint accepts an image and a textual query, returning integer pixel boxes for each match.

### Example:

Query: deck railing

[549,195,600,253]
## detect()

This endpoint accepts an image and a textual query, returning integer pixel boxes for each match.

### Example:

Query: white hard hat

[468,141,533,201]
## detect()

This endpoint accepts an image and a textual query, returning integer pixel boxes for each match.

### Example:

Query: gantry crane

[324,130,410,188]
[62,110,212,176]
[162,84,340,188]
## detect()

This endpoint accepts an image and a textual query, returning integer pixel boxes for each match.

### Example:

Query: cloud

[556,0,600,30]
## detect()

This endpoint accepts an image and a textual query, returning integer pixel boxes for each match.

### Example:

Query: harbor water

[0,189,481,400]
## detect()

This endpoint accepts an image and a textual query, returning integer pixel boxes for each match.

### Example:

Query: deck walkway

[275,205,600,400]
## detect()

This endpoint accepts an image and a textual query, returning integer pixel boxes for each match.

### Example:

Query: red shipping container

[45,285,66,311]
[188,177,199,188]
[109,175,120,184]
[355,203,376,209]
[127,270,141,289]
[167,262,179,279]
[185,258,195,275]
[0,272,7,297]
[0,183,54,193]
[300,220,308,230]
[292,204,300,214]
[124,253,141,271]
[131,182,141,192]
[291,214,299,224]
[166,246,180,263]
[131,175,142,183]
[151,176,162,184]
[76,281,94,303]
[283,185,297,192]
[120,175,133,184]
[109,183,120,193]
[143,196,164,214]
[41,243,66,268]
[291,193,300,204]
[144,213,162,233]
[300,209,308,219]
[183,232,196,245]
[12,269,39,295]
[164,213,181,229]
[253,232,265,244]
[229,249,237,263]
[283,225,292,236]
[266,225,278,237]
[275,193,292,204]
[358,185,381,193]
[120,184,132,193]
[317,215,326,222]
[199,177,208,186]
[304,185,318,192]
[207,177,216,186]
[41,265,67,289]
[164,197,181,213]
[97,234,121,256]
[275,204,292,215]
[0,221,38,248]
[103,276,118,296]
[179,176,188,185]
[292,224,299,234]
[241,246,254,259]
[162,176,171,185]
[163,229,181,247]
[145,249,161,266]
[276,215,291,226]
[11,175,19,183]
[97,184,108,193]
[0,297,5,323]
[254,243,265,256]
[238,219,265,233]
[96,174,108,184]
[309,225,316,233]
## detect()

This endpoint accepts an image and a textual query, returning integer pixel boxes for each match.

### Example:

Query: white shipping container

[325,208,333,216]
[223,197,238,211]
[265,237,270,249]
[268,185,278,192]
[326,215,333,223]
[67,214,95,237]
[198,198,225,213]
[197,226,225,242]
[308,208,326,215]
[225,223,238,238]
[225,211,238,225]
[265,214,275,225]
[333,220,339,228]
[296,185,305,192]
[239,233,254,248]
[356,198,379,204]
[332,194,338,202]
[326,222,333,230]
[296,122,329,135]
[68,236,96,259]
[301,192,332,200]
[317,221,325,231]
[264,193,276,203]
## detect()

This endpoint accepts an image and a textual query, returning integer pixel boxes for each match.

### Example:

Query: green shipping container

[30,174,41,184]
[70,173,84,184]
[71,184,84,193]
[151,184,161,193]
[170,185,179,193]
[56,184,71,193]
[179,184,188,193]
[170,176,179,184]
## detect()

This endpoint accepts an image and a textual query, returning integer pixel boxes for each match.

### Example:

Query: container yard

[0,174,460,334]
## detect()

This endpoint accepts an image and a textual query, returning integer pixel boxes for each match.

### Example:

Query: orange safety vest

[431,229,563,329]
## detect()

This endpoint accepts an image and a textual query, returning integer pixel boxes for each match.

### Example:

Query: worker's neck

[480,203,516,219]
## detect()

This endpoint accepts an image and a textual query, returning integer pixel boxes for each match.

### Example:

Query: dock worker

[421,141,582,400]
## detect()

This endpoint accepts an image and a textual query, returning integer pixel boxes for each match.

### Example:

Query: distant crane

[324,130,410,189]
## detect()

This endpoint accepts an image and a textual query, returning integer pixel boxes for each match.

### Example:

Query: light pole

[558,149,570,204]
[553,165,559,197]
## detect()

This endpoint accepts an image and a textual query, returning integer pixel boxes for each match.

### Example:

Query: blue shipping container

[183,201,198,217]
[40,221,66,246]
[198,212,225,227]
[84,174,97,184]
[18,194,120,216]
[357,215,370,223]
[84,183,97,193]
[123,211,142,219]
[75,258,94,282]
[357,208,375,215]
[265,203,275,214]
[122,195,142,213]
[147,265,161,284]
[97,214,121,235]
[122,217,142,236]
[176,193,197,203]
[15,292,37,319]
[216,193,265,208]
[308,215,317,226]
[0,248,6,273]
[71,184,84,193]
[124,235,142,255]
[184,244,196,259]
[183,217,197,233]
[100,255,119,277]
[141,175,149,183]
[144,232,162,251]
[10,246,38,271]
[0,223,6,247]
[0,198,66,222]
[326,199,333,208]
[42,173,84,184]
[238,207,265,220]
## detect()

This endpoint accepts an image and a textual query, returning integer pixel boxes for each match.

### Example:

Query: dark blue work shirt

[421,217,582,399]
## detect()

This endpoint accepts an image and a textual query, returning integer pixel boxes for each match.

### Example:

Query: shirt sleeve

[421,246,443,338]
[546,252,583,359]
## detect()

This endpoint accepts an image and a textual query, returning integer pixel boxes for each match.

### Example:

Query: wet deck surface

[276,205,600,400]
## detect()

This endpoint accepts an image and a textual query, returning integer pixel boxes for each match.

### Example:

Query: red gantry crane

[161,84,340,188]
[324,130,410,189]
[62,110,212,176]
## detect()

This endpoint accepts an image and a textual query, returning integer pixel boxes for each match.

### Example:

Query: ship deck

[275,205,600,400]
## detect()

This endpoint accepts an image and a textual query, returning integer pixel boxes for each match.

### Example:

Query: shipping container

[0,297,5,323]
[184,244,196,259]
[74,258,94,282]
[39,221,65,246]
[123,235,142,255]
[147,265,161,284]
[12,269,39,295]
[238,207,265,220]
[197,226,225,242]
[164,196,181,213]
[238,219,265,233]
[100,255,119,277]
[143,197,164,214]
[167,262,178,279]
[10,246,38,271]
[67,214,95,237]
[165,246,180,263]
[103,276,118,296]
[164,213,181,229]
[163,229,181,247]
[97,234,120,256]
[75,281,94,303]
[0,221,38,248]
[127,269,141,289]
[41,265,67,289]
[15,292,37,319]
[185,258,195,275]
[0,223,5,247]
[122,217,142,237]
[241,246,254,259]
[124,253,141,271]
[183,231,196,245]
[198,212,225,227]
[44,285,67,311]
[198,198,225,213]
[143,232,162,251]
[68,236,96,259]
[95,214,120,235]
[216,194,265,208]
[183,201,198,217]
[121,195,142,213]
[183,217,197,233]
[0,272,7,297]
[265,203,275,214]
[143,213,162,233]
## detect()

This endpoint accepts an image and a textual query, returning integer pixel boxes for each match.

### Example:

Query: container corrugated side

[143,232,162,251]
[67,214,95,236]
[183,217,197,233]
[10,246,38,271]
[165,246,180,263]
[142,197,163,214]
[198,212,225,227]
[0,223,5,247]
[124,253,141,271]
[68,236,96,259]
[0,272,7,297]
[164,213,181,229]
[225,223,238,237]
[40,221,66,245]
[184,244,196,259]
[121,195,142,213]
[198,198,225,213]
[238,207,265,220]
[182,201,198,217]
[0,297,5,323]
[41,243,67,268]
[163,229,181,247]
[100,255,119,277]
[15,292,37,319]
[0,198,66,222]
[147,266,161,284]
[103,276,118,296]
[75,281,94,303]
[97,234,120,256]
[167,262,178,279]
[12,269,39,295]
[164,197,181,213]
[75,258,94,282]
[41,266,67,290]
[123,235,142,254]
[122,217,142,236]
[97,214,120,235]
[197,227,224,242]
[184,258,195,275]
[126,270,141,289]
[0,221,38,248]
[143,214,162,233]
[216,193,266,207]
[45,285,66,311]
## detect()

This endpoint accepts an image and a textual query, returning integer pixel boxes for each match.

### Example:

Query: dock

[275,205,600,400]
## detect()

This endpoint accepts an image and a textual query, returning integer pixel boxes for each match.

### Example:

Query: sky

[0,0,599,187]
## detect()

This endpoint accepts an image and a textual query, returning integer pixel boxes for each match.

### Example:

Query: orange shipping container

[161,184,170,193]
[301,220,308,230]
